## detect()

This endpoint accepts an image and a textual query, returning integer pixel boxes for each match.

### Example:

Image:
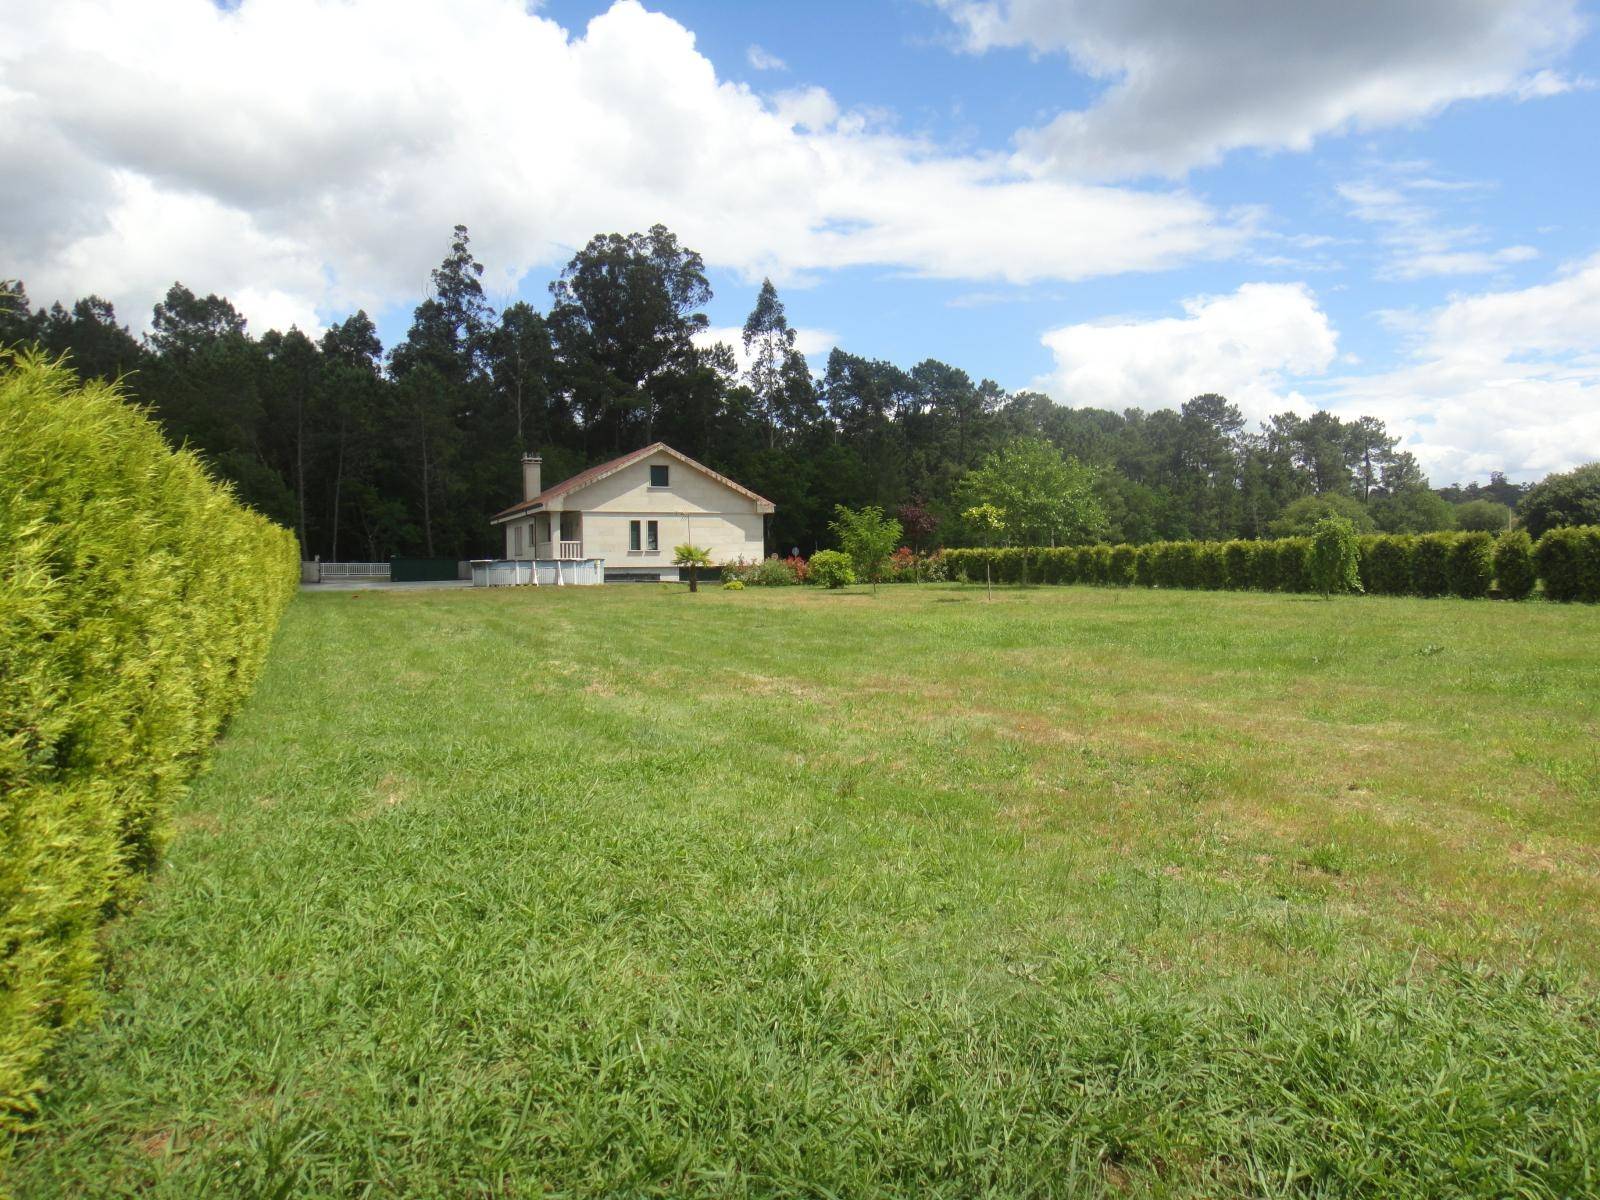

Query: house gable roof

[490,442,775,523]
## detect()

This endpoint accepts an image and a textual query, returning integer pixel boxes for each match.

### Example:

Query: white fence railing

[319,561,391,579]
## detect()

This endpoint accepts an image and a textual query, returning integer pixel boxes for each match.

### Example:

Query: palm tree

[673,543,713,593]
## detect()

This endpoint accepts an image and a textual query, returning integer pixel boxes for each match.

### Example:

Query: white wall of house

[497,448,766,568]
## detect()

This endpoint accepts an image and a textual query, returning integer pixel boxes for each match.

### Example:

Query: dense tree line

[0,226,1569,561]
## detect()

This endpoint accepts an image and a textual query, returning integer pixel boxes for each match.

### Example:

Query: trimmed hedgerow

[1277,538,1312,593]
[1364,535,1414,597]
[0,353,299,1133]
[1411,534,1453,598]
[1533,526,1600,603]
[1447,531,1494,600]
[1494,530,1537,601]
[1222,540,1255,591]
[941,528,1598,602]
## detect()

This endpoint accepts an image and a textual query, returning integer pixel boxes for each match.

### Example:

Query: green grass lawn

[8,583,1600,1197]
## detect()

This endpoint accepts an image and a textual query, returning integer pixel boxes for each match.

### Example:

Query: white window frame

[513,524,523,557]
[629,520,642,552]
[646,520,659,552]
[649,464,670,488]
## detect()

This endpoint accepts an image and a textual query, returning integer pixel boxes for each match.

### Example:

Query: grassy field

[7,583,1600,1197]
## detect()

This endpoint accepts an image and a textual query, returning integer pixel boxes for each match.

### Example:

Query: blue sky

[6,0,1600,482]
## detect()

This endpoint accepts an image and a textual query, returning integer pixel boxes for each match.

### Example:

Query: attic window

[649,464,669,488]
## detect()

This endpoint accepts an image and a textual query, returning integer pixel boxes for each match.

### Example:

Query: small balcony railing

[536,541,585,560]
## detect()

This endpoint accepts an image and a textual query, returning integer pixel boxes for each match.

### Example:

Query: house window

[513,525,523,556]
[646,520,659,552]
[649,464,669,488]
[629,520,642,551]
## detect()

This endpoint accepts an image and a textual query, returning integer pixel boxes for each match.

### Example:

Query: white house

[489,443,775,582]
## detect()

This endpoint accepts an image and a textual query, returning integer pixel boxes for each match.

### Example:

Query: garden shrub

[1533,526,1600,602]
[1411,533,1453,598]
[1493,530,1536,600]
[1447,531,1494,599]
[0,353,299,1132]
[1107,544,1136,586]
[1135,543,1160,588]
[1276,538,1312,593]
[1365,535,1413,596]
[807,549,856,589]
[721,579,745,590]
[1222,540,1255,590]
[1197,542,1228,591]
[1251,540,1281,592]
[1309,517,1362,597]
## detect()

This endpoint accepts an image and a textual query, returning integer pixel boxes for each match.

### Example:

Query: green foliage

[1518,462,1600,538]
[1493,530,1536,601]
[1309,517,1362,597]
[1276,538,1313,593]
[0,353,298,1132]
[1222,541,1254,590]
[721,579,745,591]
[723,556,798,587]
[958,438,1106,546]
[1533,526,1600,602]
[830,505,902,589]
[807,549,856,589]
[1446,532,1494,599]
[1453,499,1511,533]
[1269,493,1377,537]
[1363,535,1414,596]
[1370,488,1457,534]
[672,543,713,592]
[1106,544,1136,586]
[1410,534,1453,598]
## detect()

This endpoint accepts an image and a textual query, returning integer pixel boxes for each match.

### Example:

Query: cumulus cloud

[0,0,1243,334]
[1037,282,1337,419]
[934,0,1584,179]
[1035,265,1600,481]
[1325,256,1600,480]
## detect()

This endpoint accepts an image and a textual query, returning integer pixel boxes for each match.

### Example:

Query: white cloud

[1035,265,1600,482]
[1037,282,1337,419]
[746,44,787,72]
[1337,170,1539,280]
[934,0,1584,179]
[695,325,837,373]
[0,0,1245,334]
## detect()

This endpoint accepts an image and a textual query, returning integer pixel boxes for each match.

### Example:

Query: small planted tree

[672,543,712,593]
[1309,516,1361,598]
[830,504,901,595]
[963,503,1005,600]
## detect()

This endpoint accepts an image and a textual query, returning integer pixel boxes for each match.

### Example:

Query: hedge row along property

[0,354,300,1135]
[943,527,1600,602]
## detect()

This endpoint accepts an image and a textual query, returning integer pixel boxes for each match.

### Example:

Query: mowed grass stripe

[6,584,1599,1198]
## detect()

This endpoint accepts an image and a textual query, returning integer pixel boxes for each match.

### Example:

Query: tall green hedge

[942,526,1600,602]
[1533,526,1600,602]
[1,354,299,1133]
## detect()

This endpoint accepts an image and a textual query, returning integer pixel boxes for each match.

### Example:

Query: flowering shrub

[783,555,810,583]
[723,555,800,586]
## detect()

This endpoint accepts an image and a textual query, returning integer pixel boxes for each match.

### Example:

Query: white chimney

[521,453,542,502]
